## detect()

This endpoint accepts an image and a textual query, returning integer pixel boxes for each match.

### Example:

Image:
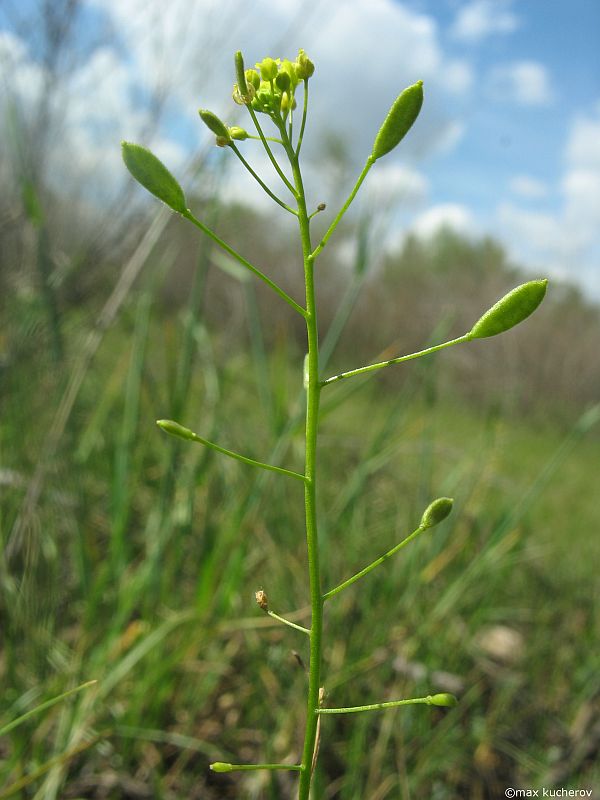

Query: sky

[1,0,599,298]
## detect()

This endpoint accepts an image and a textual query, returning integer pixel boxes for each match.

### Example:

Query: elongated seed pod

[198,109,231,143]
[235,50,248,97]
[469,279,548,339]
[372,81,423,161]
[121,142,187,214]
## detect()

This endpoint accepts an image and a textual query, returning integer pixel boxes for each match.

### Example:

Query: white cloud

[489,61,554,106]
[496,102,600,296]
[451,0,519,42]
[509,175,549,199]
[412,203,474,238]
[366,162,429,207]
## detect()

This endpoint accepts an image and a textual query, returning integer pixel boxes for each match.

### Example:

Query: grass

[1,245,598,798]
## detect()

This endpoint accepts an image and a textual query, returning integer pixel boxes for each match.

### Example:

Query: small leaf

[122,142,187,214]
[420,497,453,529]
[469,279,548,339]
[372,81,423,161]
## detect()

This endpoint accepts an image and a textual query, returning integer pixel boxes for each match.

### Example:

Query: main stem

[288,143,323,800]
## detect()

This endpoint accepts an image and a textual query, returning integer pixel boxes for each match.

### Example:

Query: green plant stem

[182,210,306,317]
[310,155,375,260]
[0,681,97,737]
[157,420,306,482]
[317,696,436,715]
[321,333,472,387]
[247,104,297,197]
[229,143,297,215]
[295,79,309,156]
[267,610,310,635]
[282,130,323,800]
[214,762,302,772]
[323,523,426,601]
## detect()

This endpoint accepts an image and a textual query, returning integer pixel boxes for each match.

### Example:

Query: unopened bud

[245,68,260,89]
[156,419,196,441]
[428,693,458,708]
[256,57,278,82]
[210,762,234,773]
[296,49,315,79]
[229,126,249,141]
[317,203,326,212]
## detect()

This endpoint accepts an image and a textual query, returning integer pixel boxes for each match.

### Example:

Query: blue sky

[1,0,599,297]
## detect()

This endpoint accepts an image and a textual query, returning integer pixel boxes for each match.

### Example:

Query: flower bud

[156,419,196,441]
[229,126,249,141]
[420,497,453,529]
[276,70,291,93]
[256,57,279,82]
[245,68,260,89]
[428,693,459,708]
[372,80,423,161]
[296,49,315,79]
[210,762,234,773]
[198,109,231,143]
[280,59,298,89]
[468,279,548,339]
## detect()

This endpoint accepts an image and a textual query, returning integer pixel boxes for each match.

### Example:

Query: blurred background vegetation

[1,2,599,798]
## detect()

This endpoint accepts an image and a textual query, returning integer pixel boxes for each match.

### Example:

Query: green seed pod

[245,68,260,89]
[121,142,187,215]
[234,50,248,97]
[420,497,453,529]
[428,693,458,708]
[229,126,249,141]
[198,109,231,143]
[156,419,196,441]
[468,279,548,339]
[210,762,234,773]
[256,57,279,82]
[296,48,315,79]
[372,80,424,161]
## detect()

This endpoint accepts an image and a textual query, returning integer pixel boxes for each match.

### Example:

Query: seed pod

[255,589,269,611]
[372,80,424,161]
[420,497,453,529]
[198,109,231,143]
[121,142,187,214]
[234,50,248,97]
[468,279,548,339]
[428,693,458,708]
[156,419,196,441]
[210,762,234,773]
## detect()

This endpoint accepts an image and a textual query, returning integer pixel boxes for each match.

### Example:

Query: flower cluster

[199,49,315,146]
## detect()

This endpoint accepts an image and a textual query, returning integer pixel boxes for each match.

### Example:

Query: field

[1,210,599,798]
